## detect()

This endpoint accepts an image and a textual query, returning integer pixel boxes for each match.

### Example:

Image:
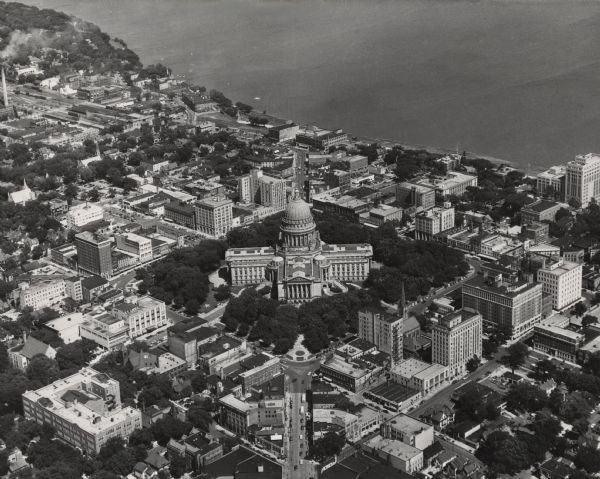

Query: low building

[367,205,403,226]
[81,275,109,302]
[197,336,249,377]
[313,406,383,442]
[267,123,300,142]
[381,414,434,450]
[520,200,562,225]
[18,278,66,310]
[416,172,478,198]
[42,312,85,344]
[319,355,382,393]
[236,354,281,394]
[111,296,168,338]
[167,321,219,366]
[390,359,448,396]
[164,201,196,229]
[115,233,153,263]
[396,182,435,210]
[536,166,566,199]
[66,203,104,229]
[219,393,258,436]
[22,367,142,453]
[80,311,129,350]
[362,435,423,474]
[533,322,584,363]
[9,336,56,371]
[415,203,455,241]
[166,433,223,471]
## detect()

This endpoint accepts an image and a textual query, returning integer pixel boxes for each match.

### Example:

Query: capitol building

[225,193,373,302]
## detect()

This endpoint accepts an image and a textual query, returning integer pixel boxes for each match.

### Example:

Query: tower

[2,66,8,108]
[281,338,320,479]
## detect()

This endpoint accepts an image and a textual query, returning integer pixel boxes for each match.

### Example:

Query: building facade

[565,153,600,207]
[194,196,233,238]
[537,259,582,310]
[111,296,168,338]
[115,233,153,263]
[358,307,403,365]
[536,166,566,199]
[66,203,104,229]
[18,279,66,310]
[75,232,113,278]
[415,203,455,241]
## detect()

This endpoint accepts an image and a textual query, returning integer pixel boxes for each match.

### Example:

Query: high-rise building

[238,169,287,211]
[22,367,142,453]
[565,153,600,207]
[194,196,233,238]
[537,259,582,310]
[415,203,455,241]
[75,231,113,278]
[357,306,403,365]
[462,271,542,339]
[281,341,320,479]
[432,309,482,378]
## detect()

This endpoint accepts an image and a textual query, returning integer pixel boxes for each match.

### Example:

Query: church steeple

[23,178,29,190]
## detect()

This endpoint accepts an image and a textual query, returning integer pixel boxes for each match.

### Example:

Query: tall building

[194,196,233,238]
[226,192,373,301]
[111,296,168,338]
[415,203,455,241]
[357,306,403,365]
[22,367,142,453]
[75,231,113,278]
[432,309,482,378]
[281,340,320,479]
[565,153,600,207]
[238,169,287,211]
[462,270,543,339]
[537,259,582,310]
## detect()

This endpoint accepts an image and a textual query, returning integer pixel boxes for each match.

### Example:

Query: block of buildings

[462,270,543,339]
[396,182,435,210]
[167,321,219,366]
[416,172,478,198]
[520,200,562,225]
[194,196,233,237]
[358,306,403,365]
[415,203,455,241]
[115,232,153,263]
[81,275,109,302]
[319,355,381,393]
[9,336,56,371]
[197,336,250,377]
[362,435,423,473]
[312,406,382,442]
[167,432,223,471]
[533,321,584,363]
[80,310,129,349]
[432,309,482,378]
[267,123,300,142]
[367,205,403,226]
[66,203,104,229]
[296,127,347,150]
[537,259,582,311]
[235,353,282,394]
[22,367,142,453]
[164,201,196,229]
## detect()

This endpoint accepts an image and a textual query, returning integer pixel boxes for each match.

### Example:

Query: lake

[20,0,600,170]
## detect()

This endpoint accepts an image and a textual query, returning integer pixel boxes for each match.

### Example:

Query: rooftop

[364,435,422,461]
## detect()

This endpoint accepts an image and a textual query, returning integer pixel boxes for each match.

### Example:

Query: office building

[463,271,543,339]
[396,182,435,210]
[537,259,582,310]
[75,231,113,278]
[164,201,196,229]
[415,203,455,241]
[432,309,482,378]
[416,172,478,198]
[194,196,233,238]
[66,203,104,229]
[18,278,66,310]
[267,123,300,142]
[80,311,129,350]
[390,358,448,396]
[358,306,403,365]
[167,321,220,366]
[565,153,600,207]
[115,232,153,263]
[111,296,168,338]
[533,323,584,363]
[22,367,142,453]
[520,200,562,225]
[238,169,287,211]
[296,127,347,150]
[537,166,566,199]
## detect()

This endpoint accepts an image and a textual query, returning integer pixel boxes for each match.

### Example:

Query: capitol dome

[282,195,314,226]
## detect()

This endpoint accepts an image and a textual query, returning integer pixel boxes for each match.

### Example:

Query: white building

[111,296,168,338]
[22,367,142,453]
[537,166,566,198]
[115,233,153,263]
[432,309,482,378]
[537,259,582,310]
[565,153,600,207]
[8,179,36,205]
[415,203,455,241]
[390,358,448,396]
[43,312,85,344]
[66,203,104,229]
[357,306,403,365]
[18,279,66,310]
[416,172,478,198]
[80,311,129,350]
[194,196,233,238]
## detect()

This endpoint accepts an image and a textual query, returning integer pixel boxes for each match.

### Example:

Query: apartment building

[358,306,403,365]
[194,196,233,238]
[432,309,482,378]
[565,153,600,207]
[537,259,582,310]
[238,169,287,211]
[22,367,142,453]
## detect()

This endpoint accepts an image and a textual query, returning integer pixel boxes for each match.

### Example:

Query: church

[8,179,36,206]
[225,192,373,302]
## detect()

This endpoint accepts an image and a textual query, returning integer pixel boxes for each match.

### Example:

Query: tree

[466,356,481,373]
[310,431,345,461]
[128,428,154,448]
[151,417,191,446]
[506,383,548,412]
[583,314,597,328]
[573,301,588,317]
[504,342,528,373]
[213,284,231,302]
[575,447,600,474]
[26,355,59,385]
[184,298,200,315]
[187,401,212,432]
[169,453,187,478]
[476,430,532,475]
[64,183,78,205]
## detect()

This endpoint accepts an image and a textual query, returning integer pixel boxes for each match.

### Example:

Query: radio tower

[281,337,320,479]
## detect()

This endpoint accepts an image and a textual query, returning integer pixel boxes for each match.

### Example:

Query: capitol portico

[225,192,373,302]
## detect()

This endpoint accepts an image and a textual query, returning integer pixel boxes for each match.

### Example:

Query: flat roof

[387,414,431,436]
[364,435,422,461]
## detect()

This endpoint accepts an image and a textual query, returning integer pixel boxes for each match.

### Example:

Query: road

[408,348,505,420]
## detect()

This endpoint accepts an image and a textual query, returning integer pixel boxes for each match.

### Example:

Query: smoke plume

[0,29,49,61]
